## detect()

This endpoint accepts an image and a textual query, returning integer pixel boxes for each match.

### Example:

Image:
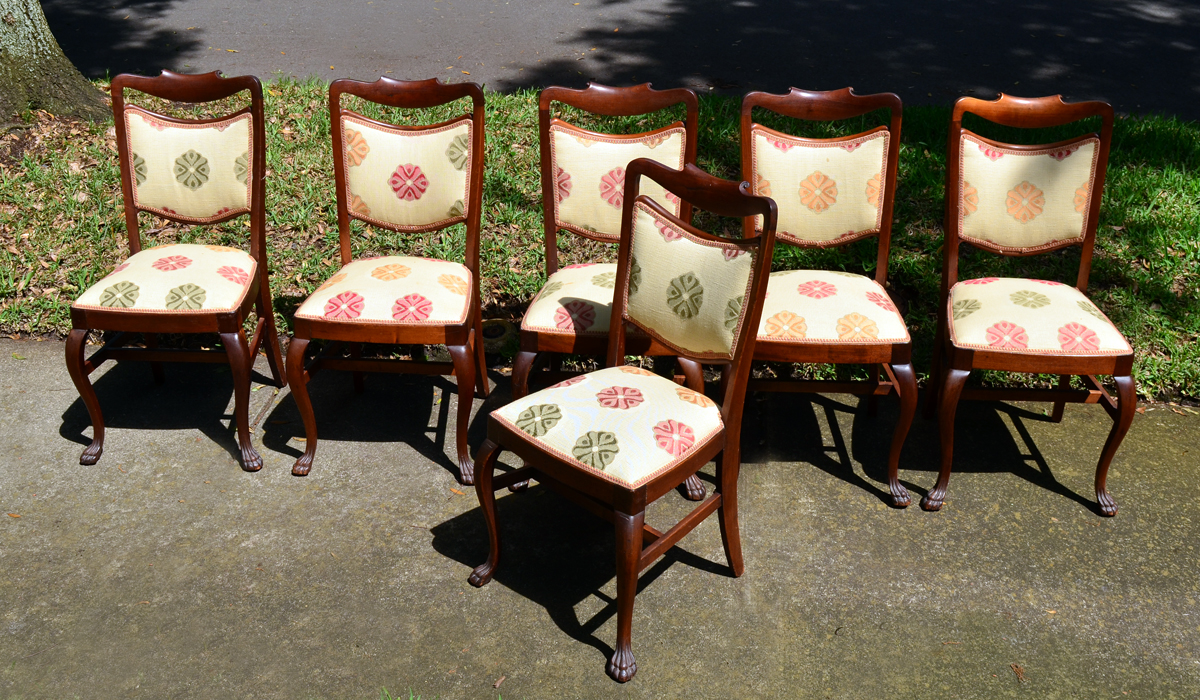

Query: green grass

[0,79,1196,398]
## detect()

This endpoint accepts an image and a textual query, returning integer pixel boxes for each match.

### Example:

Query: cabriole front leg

[286,338,318,476]
[607,509,645,683]
[922,368,970,511]
[66,329,105,465]
[886,362,916,508]
[1095,374,1136,517]
[468,439,503,587]
[448,343,477,485]
[220,330,263,471]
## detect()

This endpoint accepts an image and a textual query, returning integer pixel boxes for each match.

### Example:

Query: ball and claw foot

[606,648,637,683]
[681,474,706,501]
[1097,489,1117,517]
[889,482,912,508]
[240,444,264,472]
[920,488,946,512]
[291,454,313,477]
[508,479,530,493]
[79,441,102,466]
[458,457,475,486]
[468,562,495,588]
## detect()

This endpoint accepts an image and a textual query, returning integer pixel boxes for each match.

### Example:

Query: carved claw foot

[1096,489,1117,517]
[508,479,530,493]
[889,482,912,508]
[458,457,475,486]
[240,444,264,472]
[468,561,495,588]
[79,441,103,466]
[291,453,313,476]
[681,474,705,501]
[920,489,945,512]
[606,647,637,683]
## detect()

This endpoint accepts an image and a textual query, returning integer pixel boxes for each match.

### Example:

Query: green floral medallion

[447,199,465,218]
[1010,290,1051,309]
[666,272,704,319]
[514,403,561,437]
[591,271,616,289]
[131,153,147,186]
[1078,300,1106,320]
[174,150,209,190]
[165,283,206,310]
[446,134,470,171]
[233,152,249,185]
[99,281,140,308]
[724,295,743,330]
[952,298,982,320]
[572,431,619,470]
[629,257,642,295]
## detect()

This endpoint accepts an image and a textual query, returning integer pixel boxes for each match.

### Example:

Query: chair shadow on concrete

[430,477,730,662]
[738,389,1100,513]
[59,356,275,467]
[258,366,509,481]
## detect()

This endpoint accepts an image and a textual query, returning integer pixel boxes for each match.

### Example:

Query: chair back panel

[123,105,254,223]
[550,121,686,242]
[958,130,1099,253]
[623,200,757,360]
[340,113,474,231]
[749,124,889,246]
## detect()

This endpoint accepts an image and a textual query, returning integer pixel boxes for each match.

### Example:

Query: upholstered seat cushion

[295,255,472,325]
[73,243,256,313]
[521,263,626,337]
[948,277,1130,355]
[756,270,909,344]
[493,365,723,489]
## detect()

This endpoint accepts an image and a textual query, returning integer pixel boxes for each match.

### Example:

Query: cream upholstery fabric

[522,262,623,337]
[749,125,888,246]
[294,255,471,325]
[756,269,909,344]
[493,365,723,488]
[341,114,472,231]
[124,107,253,223]
[948,277,1130,355]
[624,203,756,359]
[958,132,1099,252]
[73,243,255,313]
[549,122,686,241]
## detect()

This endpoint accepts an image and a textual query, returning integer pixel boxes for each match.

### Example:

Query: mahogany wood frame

[469,160,777,682]
[66,70,286,471]
[514,82,708,499]
[739,88,916,507]
[286,77,490,481]
[923,94,1134,516]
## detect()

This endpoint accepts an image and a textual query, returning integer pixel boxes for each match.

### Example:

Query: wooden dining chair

[740,88,916,507]
[66,70,286,470]
[286,78,488,481]
[469,159,777,682]
[923,94,1135,515]
[513,82,708,499]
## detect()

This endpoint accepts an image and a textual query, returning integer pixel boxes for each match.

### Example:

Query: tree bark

[0,0,107,122]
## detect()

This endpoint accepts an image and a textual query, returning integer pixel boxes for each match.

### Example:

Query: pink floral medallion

[839,141,862,153]
[653,420,695,457]
[152,255,193,271]
[664,191,681,210]
[796,280,838,299]
[550,376,586,389]
[675,386,715,408]
[1048,147,1077,161]
[1058,322,1100,352]
[767,137,794,153]
[324,291,365,320]
[985,321,1029,349]
[1033,279,1067,286]
[562,263,596,270]
[113,263,130,273]
[217,266,250,285]
[554,300,596,331]
[962,277,999,285]
[978,144,1004,161]
[392,293,433,322]
[599,167,625,208]
[655,219,682,241]
[555,166,572,202]
[618,365,653,376]
[866,291,897,311]
[388,164,429,202]
[596,386,645,410]
[723,248,746,261]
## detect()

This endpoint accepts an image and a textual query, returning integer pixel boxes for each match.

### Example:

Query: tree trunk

[0,0,107,122]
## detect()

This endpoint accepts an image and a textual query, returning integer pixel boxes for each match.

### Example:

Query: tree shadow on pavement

[42,0,198,79]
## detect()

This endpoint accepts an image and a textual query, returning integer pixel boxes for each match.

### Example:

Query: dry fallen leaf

[11,353,25,360]
[450,488,465,495]
[1010,663,1026,682]
[7,513,19,518]
[493,675,506,688]
[462,71,470,75]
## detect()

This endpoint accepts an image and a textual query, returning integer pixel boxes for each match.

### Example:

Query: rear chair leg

[256,288,287,388]
[473,307,490,398]
[448,343,477,485]
[715,449,745,577]
[1050,374,1070,423]
[143,333,166,384]
[508,350,539,493]
[220,330,263,471]
[922,368,969,511]
[66,329,105,465]
[677,357,707,501]
[468,439,503,587]
[886,362,916,508]
[349,342,365,394]
[1095,375,1136,517]
[286,338,318,476]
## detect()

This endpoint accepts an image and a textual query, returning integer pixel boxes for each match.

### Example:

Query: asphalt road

[43,0,1200,118]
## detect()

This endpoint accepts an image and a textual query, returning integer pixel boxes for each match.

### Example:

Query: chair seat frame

[469,161,778,682]
[66,70,287,471]
[923,94,1135,516]
[740,87,916,507]
[286,77,489,482]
